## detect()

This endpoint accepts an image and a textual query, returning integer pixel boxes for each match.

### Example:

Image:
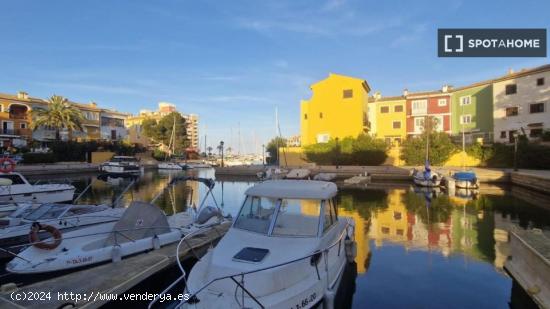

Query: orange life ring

[29,222,62,250]
[0,158,16,173]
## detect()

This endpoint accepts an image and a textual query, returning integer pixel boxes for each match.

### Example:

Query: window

[381,227,390,234]
[500,131,506,138]
[319,112,323,119]
[530,102,544,114]
[506,107,519,117]
[411,100,427,115]
[460,96,471,106]
[343,89,353,98]
[304,113,307,120]
[273,199,320,237]
[505,84,517,95]
[20,123,27,129]
[393,211,402,220]
[0,174,26,185]
[384,137,391,144]
[530,128,543,137]
[317,133,330,143]
[438,98,447,106]
[414,117,424,132]
[432,115,444,132]
[395,137,401,144]
[234,196,278,234]
[394,105,403,112]
[537,78,545,86]
[393,121,401,129]
[380,106,389,113]
[396,229,404,236]
[322,201,334,233]
[460,114,472,124]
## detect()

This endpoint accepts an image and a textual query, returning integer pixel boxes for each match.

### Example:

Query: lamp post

[220,141,225,167]
[513,132,518,171]
[262,144,265,166]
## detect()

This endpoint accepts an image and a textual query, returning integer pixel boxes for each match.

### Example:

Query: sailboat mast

[461,103,466,170]
[425,115,429,162]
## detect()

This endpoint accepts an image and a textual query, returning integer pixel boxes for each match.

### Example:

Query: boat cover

[453,172,477,181]
[104,201,170,246]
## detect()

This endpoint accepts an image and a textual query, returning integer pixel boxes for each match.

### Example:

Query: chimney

[17,91,29,100]
[508,68,514,75]
[374,91,382,100]
[403,89,409,97]
[89,101,97,107]
[442,85,452,93]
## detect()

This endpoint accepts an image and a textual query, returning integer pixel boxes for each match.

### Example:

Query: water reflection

[22,171,550,308]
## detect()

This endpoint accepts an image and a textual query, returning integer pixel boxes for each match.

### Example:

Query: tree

[31,95,84,141]
[141,112,188,154]
[266,137,287,164]
[400,132,456,165]
[206,146,213,156]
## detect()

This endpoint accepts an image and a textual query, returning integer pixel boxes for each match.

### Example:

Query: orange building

[0,91,35,148]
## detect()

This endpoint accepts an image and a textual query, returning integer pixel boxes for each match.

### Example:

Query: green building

[451,83,493,143]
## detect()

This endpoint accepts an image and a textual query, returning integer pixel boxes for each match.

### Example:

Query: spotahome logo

[438,29,546,57]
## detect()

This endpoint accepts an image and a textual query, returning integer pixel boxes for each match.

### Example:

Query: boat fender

[345,239,357,263]
[112,245,122,263]
[152,235,161,250]
[29,222,62,250]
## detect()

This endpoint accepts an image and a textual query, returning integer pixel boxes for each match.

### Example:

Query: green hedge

[22,153,57,164]
[48,141,145,162]
[303,134,388,166]
[466,140,550,169]
[400,132,457,165]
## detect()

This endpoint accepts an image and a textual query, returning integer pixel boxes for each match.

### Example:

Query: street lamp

[220,141,225,167]
[262,144,265,166]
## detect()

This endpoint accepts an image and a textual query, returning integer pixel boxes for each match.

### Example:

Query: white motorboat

[6,176,228,274]
[0,203,124,259]
[285,168,311,180]
[100,156,142,175]
[186,162,212,168]
[313,173,337,181]
[0,172,75,204]
[168,180,356,309]
[158,162,184,170]
[256,167,288,180]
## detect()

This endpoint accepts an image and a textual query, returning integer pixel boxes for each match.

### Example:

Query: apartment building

[300,73,371,146]
[0,91,34,147]
[369,92,407,145]
[100,109,129,141]
[406,86,452,136]
[492,65,550,143]
[450,82,493,144]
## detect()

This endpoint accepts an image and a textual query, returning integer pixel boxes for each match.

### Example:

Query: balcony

[0,128,32,136]
[9,104,30,120]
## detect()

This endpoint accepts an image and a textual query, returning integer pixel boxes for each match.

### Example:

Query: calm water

[17,170,550,307]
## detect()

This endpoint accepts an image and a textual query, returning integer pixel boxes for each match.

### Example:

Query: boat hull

[0,187,75,204]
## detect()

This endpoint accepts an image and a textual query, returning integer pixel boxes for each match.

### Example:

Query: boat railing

[152,219,353,309]
[3,219,226,261]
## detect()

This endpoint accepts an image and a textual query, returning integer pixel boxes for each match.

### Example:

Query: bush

[303,134,388,166]
[48,141,146,162]
[542,130,550,142]
[400,132,457,165]
[153,149,168,161]
[22,153,57,164]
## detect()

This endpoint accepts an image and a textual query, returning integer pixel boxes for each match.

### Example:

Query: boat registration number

[291,292,317,309]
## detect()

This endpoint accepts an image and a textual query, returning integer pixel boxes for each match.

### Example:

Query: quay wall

[511,172,550,195]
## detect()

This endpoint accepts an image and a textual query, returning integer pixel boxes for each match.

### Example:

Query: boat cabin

[233,180,339,238]
[110,156,139,164]
[0,173,30,186]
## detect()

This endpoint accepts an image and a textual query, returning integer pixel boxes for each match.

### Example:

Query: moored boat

[411,161,441,187]
[158,162,184,170]
[100,156,142,175]
[0,172,75,204]
[163,180,356,309]
[452,171,479,189]
[285,168,311,180]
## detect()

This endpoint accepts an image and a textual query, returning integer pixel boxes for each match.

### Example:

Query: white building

[493,65,550,143]
[100,109,129,141]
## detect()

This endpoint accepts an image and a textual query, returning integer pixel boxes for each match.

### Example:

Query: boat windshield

[234,196,321,237]
[111,157,138,162]
[25,204,69,221]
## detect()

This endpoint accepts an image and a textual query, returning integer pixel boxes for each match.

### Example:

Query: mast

[461,102,466,170]
[425,115,429,162]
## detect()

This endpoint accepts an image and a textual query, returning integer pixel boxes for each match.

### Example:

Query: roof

[245,180,337,200]
[368,95,407,103]
[311,73,371,93]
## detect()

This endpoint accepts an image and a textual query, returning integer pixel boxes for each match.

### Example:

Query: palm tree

[31,95,85,141]
[206,146,213,156]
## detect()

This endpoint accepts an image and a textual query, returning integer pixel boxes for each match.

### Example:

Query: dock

[505,228,550,308]
[0,222,231,309]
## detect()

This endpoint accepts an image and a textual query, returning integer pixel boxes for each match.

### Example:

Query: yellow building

[370,92,406,145]
[300,73,371,146]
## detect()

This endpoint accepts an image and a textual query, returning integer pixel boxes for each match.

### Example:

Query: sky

[1,0,549,154]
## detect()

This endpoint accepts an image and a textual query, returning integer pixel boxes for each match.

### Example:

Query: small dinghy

[285,168,311,180]
[452,171,478,189]
[412,160,441,187]
[256,167,288,180]
[313,172,337,181]
[158,180,356,309]
[0,172,75,204]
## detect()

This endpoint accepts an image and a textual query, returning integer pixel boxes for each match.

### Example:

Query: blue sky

[1,0,549,153]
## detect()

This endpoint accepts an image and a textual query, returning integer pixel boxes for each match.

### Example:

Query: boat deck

[0,221,231,308]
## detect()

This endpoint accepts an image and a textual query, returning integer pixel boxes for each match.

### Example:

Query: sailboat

[412,117,442,187]
[452,103,478,189]
[158,117,185,170]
